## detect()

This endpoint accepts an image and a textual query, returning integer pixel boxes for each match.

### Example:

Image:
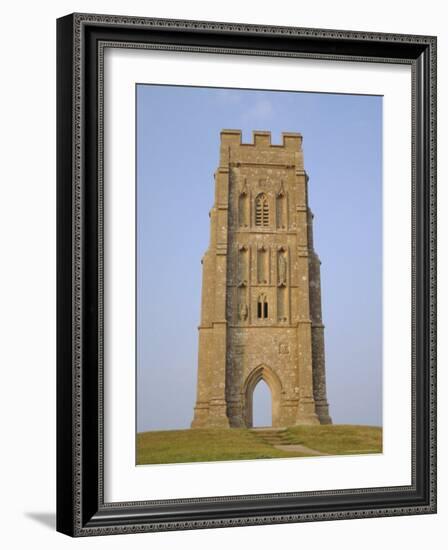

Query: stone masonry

[191,130,332,428]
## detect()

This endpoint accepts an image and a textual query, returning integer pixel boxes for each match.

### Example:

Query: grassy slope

[137,428,296,465]
[137,425,382,465]
[284,425,382,455]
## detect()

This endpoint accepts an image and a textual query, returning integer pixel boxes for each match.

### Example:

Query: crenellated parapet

[220,130,305,171]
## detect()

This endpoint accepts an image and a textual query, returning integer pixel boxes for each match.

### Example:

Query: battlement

[220,129,302,150]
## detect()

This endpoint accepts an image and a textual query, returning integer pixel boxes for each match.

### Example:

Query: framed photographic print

[56,13,437,536]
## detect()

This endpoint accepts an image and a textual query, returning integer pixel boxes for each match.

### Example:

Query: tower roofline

[220,129,302,149]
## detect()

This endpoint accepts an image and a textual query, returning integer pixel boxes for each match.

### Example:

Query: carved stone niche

[277,246,288,322]
[257,245,269,284]
[238,181,249,228]
[238,244,248,287]
[276,182,287,230]
[277,246,287,287]
[238,301,248,322]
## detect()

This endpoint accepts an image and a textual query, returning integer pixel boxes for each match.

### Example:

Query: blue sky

[136,84,382,432]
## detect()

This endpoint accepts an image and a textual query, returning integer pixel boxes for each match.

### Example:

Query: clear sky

[136,84,382,432]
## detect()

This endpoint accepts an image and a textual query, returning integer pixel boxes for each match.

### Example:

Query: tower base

[191,400,230,428]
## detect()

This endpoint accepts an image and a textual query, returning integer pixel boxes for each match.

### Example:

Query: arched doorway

[252,380,272,427]
[243,365,282,428]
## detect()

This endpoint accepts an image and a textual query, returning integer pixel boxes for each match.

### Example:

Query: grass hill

[137,424,382,465]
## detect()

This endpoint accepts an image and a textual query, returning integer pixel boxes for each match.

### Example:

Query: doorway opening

[252,379,272,427]
[243,365,282,428]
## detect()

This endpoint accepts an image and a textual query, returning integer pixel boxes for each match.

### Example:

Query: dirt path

[250,429,326,455]
[274,444,325,456]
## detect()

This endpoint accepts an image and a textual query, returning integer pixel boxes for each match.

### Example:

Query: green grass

[136,425,382,465]
[283,424,383,455]
[137,428,299,465]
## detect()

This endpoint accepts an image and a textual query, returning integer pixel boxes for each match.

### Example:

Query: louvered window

[255,194,269,227]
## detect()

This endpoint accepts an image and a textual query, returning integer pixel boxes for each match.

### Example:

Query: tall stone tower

[191,130,331,429]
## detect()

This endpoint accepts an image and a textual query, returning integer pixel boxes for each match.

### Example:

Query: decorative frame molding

[57,12,436,536]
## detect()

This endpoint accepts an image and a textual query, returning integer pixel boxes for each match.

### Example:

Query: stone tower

[191,130,331,429]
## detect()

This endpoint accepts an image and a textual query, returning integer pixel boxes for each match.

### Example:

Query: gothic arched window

[257,294,268,319]
[255,193,269,227]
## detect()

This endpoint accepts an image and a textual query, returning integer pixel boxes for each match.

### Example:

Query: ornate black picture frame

[56,13,437,536]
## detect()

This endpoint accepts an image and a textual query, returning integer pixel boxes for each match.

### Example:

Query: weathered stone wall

[191,130,332,428]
